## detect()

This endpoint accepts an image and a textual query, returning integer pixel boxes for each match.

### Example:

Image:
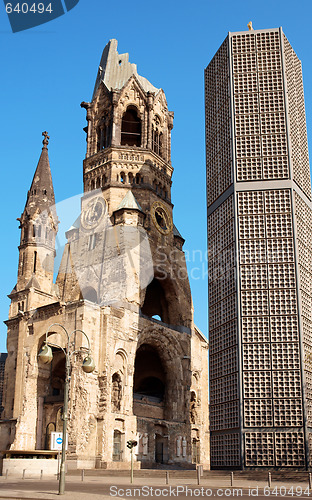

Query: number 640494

[5,3,53,14]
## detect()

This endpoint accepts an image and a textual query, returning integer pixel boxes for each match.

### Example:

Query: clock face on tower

[81,196,106,230]
[151,201,173,235]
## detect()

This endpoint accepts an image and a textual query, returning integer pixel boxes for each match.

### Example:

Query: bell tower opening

[141,278,169,323]
[121,106,141,146]
[140,276,186,327]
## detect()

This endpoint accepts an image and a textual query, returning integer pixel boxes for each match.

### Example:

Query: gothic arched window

[121,107,141,147]
[152,117,163,157]
[33,251,37,273]
[96,127,101,152]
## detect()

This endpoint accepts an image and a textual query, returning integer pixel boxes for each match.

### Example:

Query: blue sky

[0,0,312,352]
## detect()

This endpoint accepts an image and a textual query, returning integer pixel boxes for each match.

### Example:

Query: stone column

[167,112,174,163]
[147,92,154,150]
[100,126,105,150]
[80,102,92,158]
[87,111,93,157]
[36,396,44,449]
[104,123,108,148]
[111,90,120,146]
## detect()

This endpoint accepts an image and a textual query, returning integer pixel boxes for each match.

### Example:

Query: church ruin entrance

[38,345,66,450]
[133,345,170,466]
[155,433,169,464]
[133,344,165,405]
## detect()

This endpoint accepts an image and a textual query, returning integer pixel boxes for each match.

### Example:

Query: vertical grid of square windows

[232,31,290,181]
[284,35,311,200]
[208,194,239,465]
[238,189,304,449]
[206,29,312,469]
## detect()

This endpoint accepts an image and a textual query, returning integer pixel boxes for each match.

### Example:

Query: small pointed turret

[15,132,58,297]
[114,190,145,226]
[116,190,143,212]
[24,131,55,217]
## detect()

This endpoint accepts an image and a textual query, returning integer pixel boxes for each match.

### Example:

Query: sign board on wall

[50,432,68,451]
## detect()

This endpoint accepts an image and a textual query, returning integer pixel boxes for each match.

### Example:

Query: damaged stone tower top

[93,39,159,97]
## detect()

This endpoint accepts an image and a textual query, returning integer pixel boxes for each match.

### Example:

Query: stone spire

[16,131,58,295]
[24,131,55,217]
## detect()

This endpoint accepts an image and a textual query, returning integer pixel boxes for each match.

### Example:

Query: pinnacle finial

[42,131,49,149]
[247,21,253,31]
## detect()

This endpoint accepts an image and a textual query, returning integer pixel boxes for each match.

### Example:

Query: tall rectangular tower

[205,27,312,469]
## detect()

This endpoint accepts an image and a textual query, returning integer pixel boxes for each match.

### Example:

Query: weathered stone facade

[0,354,7,414]
[0,40,209,470]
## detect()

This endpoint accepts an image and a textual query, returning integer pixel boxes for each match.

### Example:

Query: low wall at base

[76,459,96,470]
[2,458,58,478]
[98,460,141,470]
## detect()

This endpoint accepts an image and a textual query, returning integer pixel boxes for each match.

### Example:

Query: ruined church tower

[0,40,209,470]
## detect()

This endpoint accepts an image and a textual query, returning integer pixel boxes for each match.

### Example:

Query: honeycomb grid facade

[205,27,312,469]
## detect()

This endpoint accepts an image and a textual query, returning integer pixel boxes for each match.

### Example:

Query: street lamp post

[38,323,95,496]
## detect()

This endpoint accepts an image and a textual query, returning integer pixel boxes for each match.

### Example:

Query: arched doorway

[50,349,65,398]
[133,344,166,404]
[133,344,168,465]
[155,433,169,464]
[39,345,65,449]
[45,422,55,450]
